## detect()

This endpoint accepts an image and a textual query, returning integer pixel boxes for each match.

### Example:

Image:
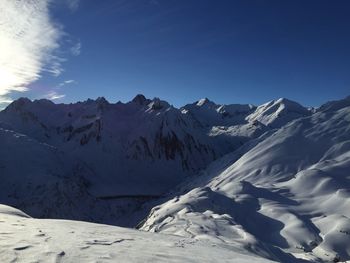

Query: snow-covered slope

[1,94,348,262]
[246,98,311,128]
[140,97,350,262]
[0,95,273,226]
[182,98,256,127]
[0,126,140,225]
[0,127,90,216]
[0,204,274,263]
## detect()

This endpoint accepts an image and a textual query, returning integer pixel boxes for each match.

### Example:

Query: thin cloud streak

[45,79,77,101]
[45,91,66,100]
[57,79,76,87]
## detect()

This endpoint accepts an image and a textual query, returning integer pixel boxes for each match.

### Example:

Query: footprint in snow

[55,251,66,263]
[85,238,134,246]
[79,245,90,250]
[14,245,32,251]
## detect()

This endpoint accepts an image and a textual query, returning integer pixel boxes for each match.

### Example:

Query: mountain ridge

[0,94,349,262]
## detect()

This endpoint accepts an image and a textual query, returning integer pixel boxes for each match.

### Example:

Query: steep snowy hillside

[140,97,350,262]
[0,127,141,225]
[0,127,90,216]
[0,204,274,263]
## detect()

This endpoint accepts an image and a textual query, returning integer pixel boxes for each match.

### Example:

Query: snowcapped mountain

[245,98,311,128]
[0,94,272,225]
[0,94,349,262]
[1,96,216,197]
[140,96,350,262]
[0,95,274,199]
[181,97,256,127]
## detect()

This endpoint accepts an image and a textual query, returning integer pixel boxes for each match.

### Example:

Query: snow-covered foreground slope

[141,97,350,262]
[0,205,274,263]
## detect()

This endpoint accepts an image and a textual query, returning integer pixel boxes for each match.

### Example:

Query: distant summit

[132,94,149,105]
[196,98,216,107]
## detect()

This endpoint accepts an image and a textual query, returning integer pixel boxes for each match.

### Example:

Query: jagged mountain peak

[147,97,170,110]
[132,94,149,105]
[4,97,32,111]
[95,96,109,104]
[79,97,109,105]
[33,98,55,105]
[196,98,216,107]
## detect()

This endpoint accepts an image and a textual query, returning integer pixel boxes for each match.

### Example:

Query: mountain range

[0,95,349,262]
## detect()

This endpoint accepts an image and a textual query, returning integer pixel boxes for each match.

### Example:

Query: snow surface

[0,95,349,262]
[0,95,290,224]
[0,126,149,226]
[0,204,274,263]
[141,97,350,262]
[245,98,311,128]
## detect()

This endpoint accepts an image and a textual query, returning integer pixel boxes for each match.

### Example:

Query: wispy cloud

[67,0,80,12]
[70,41,82,56]
[45,91,66,100]
[0,0,77,105]
[43,79,76,101]
[0,0,61,102]
[57,79,76,87]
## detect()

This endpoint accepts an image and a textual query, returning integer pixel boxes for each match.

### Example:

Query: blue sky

[1,0,350,108]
